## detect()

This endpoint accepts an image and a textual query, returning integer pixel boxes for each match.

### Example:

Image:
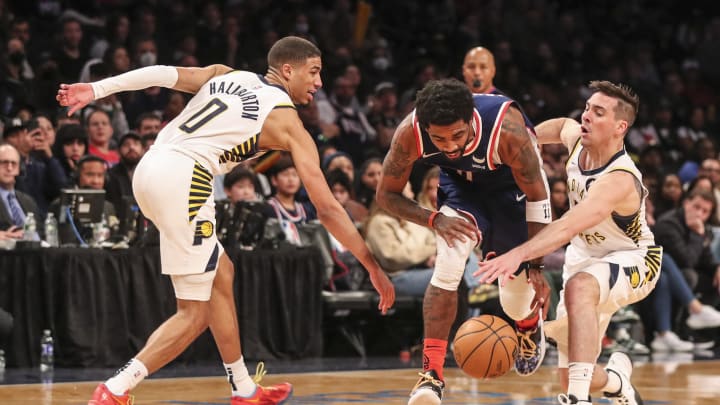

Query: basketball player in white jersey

[475,81,661,405]
[57,36,395,405]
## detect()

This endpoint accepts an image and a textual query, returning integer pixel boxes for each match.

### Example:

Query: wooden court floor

[1,357,719,405]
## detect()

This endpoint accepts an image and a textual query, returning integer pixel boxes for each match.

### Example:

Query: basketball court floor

[1,348,719,404]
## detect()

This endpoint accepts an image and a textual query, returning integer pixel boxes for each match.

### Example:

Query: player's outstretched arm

[475,171,637,286]
[261,108,396,314]
[376,116,478,247]
[57,64,232,115]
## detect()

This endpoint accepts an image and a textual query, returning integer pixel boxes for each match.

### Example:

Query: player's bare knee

[177,299,211,324]
[564,272,600,307]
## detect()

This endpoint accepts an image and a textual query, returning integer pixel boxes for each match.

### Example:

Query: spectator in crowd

[416,166,440,212]
[105,132,144,234]
[367,81,401,153]
[3,117,68,217]
[326,168,367,224]
[355,157,383,209]
[297,100,338,147]
[52,17,87,83]
[82,62,131,138]
[86,109,119,166]
[49,155,118,245]
[222,166,264,204]
[365,182,437,297]
[322,151,355,185]
[654,189,720,315]
[697,158,720,223]
[1,38,34,118]
[33,113,56,149]
[318,75,378,165]
[135,112,162,137]
[53,123,88,180]
[263,157,317,245]
[653,173,684,219]
[0,143,40,238]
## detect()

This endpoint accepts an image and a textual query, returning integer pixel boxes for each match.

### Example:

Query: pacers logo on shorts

[193,220,214,245]
[623,265,641,288]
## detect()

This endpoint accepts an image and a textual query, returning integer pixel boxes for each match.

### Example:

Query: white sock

[224,356,256,397]
[105,358,148,395]
[567,362,594,401]
[602,367,623,394]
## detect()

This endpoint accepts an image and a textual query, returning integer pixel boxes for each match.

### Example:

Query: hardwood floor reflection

[1,356,719,404]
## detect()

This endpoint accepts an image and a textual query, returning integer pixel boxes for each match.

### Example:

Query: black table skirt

[0,245,324,368]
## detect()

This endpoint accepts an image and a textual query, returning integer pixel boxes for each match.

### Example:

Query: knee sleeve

[431,206,476,291]
[499,270,536,320]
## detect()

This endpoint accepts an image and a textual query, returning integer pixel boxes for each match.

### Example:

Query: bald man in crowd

[462,46,498,95]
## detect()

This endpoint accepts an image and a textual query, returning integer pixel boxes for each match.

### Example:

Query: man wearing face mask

[1,38,34,116]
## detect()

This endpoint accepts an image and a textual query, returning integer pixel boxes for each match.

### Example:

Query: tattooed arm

[496,106,551,314]
[376,115,478,247]
[376,115,427,224]
[496,106,550,233]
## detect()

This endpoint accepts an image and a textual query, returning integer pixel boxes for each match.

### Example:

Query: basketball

[453,315,518,379]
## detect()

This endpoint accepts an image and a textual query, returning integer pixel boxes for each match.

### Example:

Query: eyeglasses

[0,160,20,167]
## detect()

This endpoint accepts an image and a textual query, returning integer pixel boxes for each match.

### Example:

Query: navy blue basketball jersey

[411,93,534,192]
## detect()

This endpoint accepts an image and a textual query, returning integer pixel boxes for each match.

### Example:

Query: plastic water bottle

[0,348,5,383]
[40,329,54,371]
[44,213,59,247]
[23,212,38,241]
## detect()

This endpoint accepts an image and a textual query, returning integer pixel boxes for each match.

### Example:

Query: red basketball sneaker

[88,383,134,405]
[231,382,293,405]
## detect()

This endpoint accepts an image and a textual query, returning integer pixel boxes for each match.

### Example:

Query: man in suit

[0,143,40,238]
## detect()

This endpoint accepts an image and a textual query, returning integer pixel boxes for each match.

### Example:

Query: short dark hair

[76,154,107,173]
[415,79,474,129]
[268,156,295,177]
[267,36,321,70]
[326,168,352,192]
[135,112,161,129]
[223,166,257,189]
[588,80,639,128]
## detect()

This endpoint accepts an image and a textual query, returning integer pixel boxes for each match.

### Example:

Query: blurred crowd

[2,0,720,355]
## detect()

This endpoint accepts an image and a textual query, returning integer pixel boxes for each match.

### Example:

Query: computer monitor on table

[59,189,106,225]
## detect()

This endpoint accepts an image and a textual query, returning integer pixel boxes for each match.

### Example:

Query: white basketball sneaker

[604,352,643,405]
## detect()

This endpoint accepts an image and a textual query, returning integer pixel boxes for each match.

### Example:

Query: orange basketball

[453,315,517,379]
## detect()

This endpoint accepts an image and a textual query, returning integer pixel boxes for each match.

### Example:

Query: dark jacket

[654,207,717,270]
[0,188,42,235]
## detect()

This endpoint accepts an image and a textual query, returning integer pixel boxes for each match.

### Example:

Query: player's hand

[474,250,522,287]
[528,268,550,320]
[433,213,480,248]
[56,83,95,116]
[368,268,395,315]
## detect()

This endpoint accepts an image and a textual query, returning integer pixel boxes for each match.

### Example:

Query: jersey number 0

[180,98,228,133]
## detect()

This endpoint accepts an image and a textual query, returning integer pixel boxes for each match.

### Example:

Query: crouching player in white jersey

[475,81,661,405]
[57,36,395,405]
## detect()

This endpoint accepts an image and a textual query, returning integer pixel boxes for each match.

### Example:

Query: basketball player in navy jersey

[477,81,657,405]
[376,78,551,405]
[58,36,395,405]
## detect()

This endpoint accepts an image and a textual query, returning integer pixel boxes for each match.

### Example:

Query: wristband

[526,199,552,224]
[528,263,545,270]
[428,211,440,228]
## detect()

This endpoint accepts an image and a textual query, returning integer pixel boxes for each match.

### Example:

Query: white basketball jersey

[155,70,295,175]
[564,138,656,265]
